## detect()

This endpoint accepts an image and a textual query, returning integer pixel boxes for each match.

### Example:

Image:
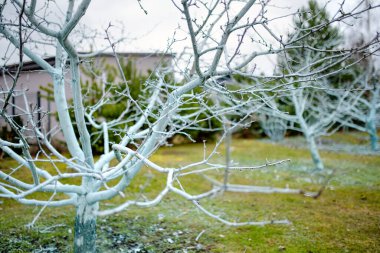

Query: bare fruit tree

[0,0,379,252]
[258,0,379,170]
[338,71,380,151]
[260,85,357,170]
[338,0,380,151]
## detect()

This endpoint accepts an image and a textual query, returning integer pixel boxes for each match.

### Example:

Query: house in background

[0,52,174,144]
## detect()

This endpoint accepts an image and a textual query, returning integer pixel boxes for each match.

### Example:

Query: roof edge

[1,51,175,74]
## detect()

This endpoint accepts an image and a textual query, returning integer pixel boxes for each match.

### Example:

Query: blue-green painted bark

[307,136,324,171]
[367,119,378,151]
[74,199,98,253]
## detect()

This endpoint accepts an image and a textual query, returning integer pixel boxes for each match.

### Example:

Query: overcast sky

[1,0,378,70]
[79,0,365,51]
[81,0,312,53]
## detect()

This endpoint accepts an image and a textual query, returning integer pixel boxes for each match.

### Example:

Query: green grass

[0,135,379,252]
[320,130,380,146]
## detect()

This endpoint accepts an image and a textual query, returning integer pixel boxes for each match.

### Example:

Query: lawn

[0,135,379,252]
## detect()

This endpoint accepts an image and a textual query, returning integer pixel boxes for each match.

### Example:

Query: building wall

[0,54,172,145]
[0,69,72,141]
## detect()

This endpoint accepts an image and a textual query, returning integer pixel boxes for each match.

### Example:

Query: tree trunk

[306,136,324,171]
[367,119,378,151]
[367,99,378,151]
[74,199,98,253]
[223,121,231,190]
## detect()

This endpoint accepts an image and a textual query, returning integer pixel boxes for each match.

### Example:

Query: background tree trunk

[306,136,324,171]
[367,119,378,151]
[368,88,379,151]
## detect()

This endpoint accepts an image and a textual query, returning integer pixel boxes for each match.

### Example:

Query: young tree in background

[259,0,364,170]
[340,80,380,151]
[339,0,380,151]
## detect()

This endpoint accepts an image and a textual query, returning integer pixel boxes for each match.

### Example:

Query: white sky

[79,0,361,51]
[81,0,311,53]
[1,0,378,72]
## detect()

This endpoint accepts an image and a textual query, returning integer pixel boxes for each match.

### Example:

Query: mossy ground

[0,133,379,252]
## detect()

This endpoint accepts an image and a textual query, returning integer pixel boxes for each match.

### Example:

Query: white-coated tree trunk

[367,86,379,151]
[74,197,98,253]
[306,136,324,171]
[367,118,378,151]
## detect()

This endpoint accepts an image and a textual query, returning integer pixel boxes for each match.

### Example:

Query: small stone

[196,244,203,250]
[167,238,174,244]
